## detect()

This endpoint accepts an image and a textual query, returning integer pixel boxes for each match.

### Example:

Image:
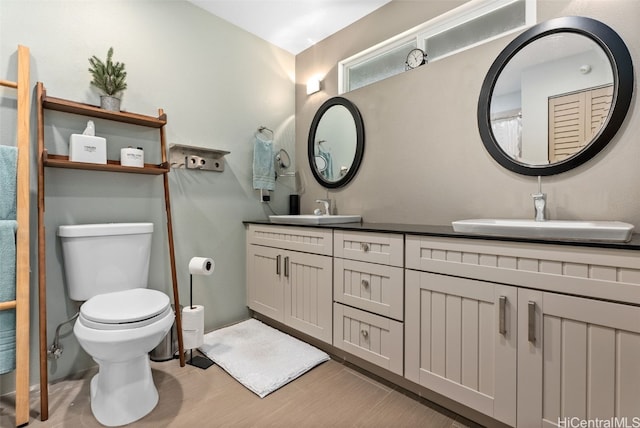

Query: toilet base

[90,355,159,427]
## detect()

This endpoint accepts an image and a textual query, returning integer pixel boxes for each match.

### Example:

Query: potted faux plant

[88,47,127,111]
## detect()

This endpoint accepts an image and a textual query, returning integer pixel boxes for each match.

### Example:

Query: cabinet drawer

[247,224,333,256]
[334,258,403,321]
[406,235,640,305]
[333,303,403,376]
[334,231,403,267]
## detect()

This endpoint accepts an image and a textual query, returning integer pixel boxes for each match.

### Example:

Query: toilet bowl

[73,288,174,427]
[58,223,174,426]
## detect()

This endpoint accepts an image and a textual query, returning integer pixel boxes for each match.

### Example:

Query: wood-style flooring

[1,356,477,427]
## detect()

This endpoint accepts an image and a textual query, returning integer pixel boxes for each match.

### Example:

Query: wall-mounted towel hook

[168,144,230,172]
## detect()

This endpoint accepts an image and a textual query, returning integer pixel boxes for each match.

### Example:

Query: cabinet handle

[284,256,289,278]
[528,301,536,343]
[361,279,369,289]
[361,243,370,253]
[499,296,507,335]
[361,330,369,339]
[276,255,281,275]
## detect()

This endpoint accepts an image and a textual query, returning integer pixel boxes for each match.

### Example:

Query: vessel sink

[269,214,362,225]
[452,219,635,242]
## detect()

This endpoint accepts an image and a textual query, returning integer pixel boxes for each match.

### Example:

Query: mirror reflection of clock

[406,48,426,69]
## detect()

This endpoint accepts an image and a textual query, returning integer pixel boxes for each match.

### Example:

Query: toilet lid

[81,289,170,324]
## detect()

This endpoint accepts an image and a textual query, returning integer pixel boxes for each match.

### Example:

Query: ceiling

[189,0,392,55]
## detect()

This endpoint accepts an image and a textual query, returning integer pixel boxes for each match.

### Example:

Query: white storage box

[120,147,144,167]
[69,134,107,164]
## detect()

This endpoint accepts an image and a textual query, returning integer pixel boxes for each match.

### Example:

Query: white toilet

[58,222,174,427]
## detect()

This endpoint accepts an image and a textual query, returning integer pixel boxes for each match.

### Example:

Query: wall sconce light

[306,76,322,95]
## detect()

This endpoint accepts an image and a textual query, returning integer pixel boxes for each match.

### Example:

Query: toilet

[58,222,174,427]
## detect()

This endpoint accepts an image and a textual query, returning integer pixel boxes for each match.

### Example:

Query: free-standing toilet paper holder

[185,258,215,370]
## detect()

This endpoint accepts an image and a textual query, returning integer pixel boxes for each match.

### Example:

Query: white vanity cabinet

[333,231,404,375]
[245,222,640,427]
[246,224,333,343]
[405,235,640,427]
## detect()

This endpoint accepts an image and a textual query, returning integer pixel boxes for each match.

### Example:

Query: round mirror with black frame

[477,16,633,176]
[308,96,365,188]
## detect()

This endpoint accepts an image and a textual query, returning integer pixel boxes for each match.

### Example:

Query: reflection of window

[548,84,613,162]
[339,0,535,94]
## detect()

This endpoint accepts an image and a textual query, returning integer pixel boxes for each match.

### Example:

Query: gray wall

[0,0,294,393]
[295,0,640,227]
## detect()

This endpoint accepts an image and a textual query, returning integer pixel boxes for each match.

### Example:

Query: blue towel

[318,146,333,180]
[252,134,275,191]
[0,145,17,220]
[0,220,17,375]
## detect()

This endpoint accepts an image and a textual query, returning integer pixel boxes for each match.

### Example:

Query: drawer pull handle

[528,301,536,343]
[499,296,507,335]
[361,330,369,339]
[361,279,369,289]
[276,255,281,275]
[284,256,289,278]
[361,243,370,252]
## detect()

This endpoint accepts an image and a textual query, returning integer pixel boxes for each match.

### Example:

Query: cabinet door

[405,271,517,426]
[283,251,333,343]
[518,290,640,427]
[247,245,283,322]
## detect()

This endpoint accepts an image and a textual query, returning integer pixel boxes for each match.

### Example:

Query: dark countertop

[244,220,640,251]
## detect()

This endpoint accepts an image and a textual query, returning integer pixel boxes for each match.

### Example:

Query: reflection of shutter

[548,92,585,163]
[548,84,613,163]
[589,85,613,136]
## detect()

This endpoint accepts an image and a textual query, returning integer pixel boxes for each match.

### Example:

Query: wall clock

[406,48,426,69]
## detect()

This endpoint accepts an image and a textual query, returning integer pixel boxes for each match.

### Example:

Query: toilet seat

[80,289,171,331]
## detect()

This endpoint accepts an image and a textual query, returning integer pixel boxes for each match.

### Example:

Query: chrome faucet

[314,199,332,216]
[532,176,546,222]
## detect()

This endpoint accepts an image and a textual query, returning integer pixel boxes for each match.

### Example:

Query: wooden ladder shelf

[36,82,185,421]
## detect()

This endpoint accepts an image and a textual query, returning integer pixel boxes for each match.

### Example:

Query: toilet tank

[58,223,153,301]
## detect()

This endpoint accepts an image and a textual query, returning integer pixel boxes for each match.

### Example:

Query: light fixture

[306,76,321,95]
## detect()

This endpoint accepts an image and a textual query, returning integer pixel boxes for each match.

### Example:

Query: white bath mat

[199,318,329,398]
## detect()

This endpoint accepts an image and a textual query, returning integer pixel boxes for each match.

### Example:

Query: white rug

[199,318,330,398]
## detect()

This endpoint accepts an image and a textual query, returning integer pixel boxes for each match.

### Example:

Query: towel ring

[257,126,274,140]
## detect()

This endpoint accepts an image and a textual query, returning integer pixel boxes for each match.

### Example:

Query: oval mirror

[308,96,365,188]
[478,16,633,176]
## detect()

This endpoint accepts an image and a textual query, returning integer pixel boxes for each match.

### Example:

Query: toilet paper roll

[182,305,204,349]
[183,328,204,350]
[182,305,204,330]
[189,257,214,276]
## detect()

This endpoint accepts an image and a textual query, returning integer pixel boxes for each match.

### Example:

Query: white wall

[0,0,295,394]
